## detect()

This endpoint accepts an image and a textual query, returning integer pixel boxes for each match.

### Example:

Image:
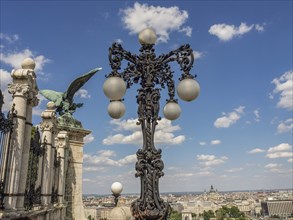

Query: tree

[229,206,244,218]
[87,215,94,220]
[170,210,182,220]
[215,206,245,220]
[215,208,227,220]
[202,210,215,220]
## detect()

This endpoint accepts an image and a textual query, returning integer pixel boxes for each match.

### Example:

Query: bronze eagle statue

[40,67,101,116]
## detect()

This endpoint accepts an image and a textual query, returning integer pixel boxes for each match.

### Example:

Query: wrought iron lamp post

[111,182,123,207]
[103,28,200,220]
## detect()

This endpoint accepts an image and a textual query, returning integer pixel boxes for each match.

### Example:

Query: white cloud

[179,26,192,37]
[199,141,207,146]
[225,167,243,173]
[264,163,282,169]
[173,172,194,177]
[193,51,204,61]
[84,133,95,144]
[0,49,50,72]
[266,151,293,159]
[266,143,292,159]
[83,167,106,172]
[0,69,13,112]
[83,150,137,169]
[97,150,117,157]
[103,118,185,146]
[196,154,228,167]
[114,39,123,44]
[254,109,260,122]
[0,69,12,89]
[198,171,212,176]
[214,106,245,128]
[248,148,265,154]
[255,24,265,32]
[288,158,293,163]
[209,22,255,41]
[211,139,221,145]
[120,2,191,43]
[271,70,293,110]
[277,118,293,133]
[268,143,292,153]
[110,118,141,132]
[0,33,19,43]
[31,93,47,116]
[197,154,216,161]
[118,154,137,165]
[75,89,91,99]
[264,163,288,173]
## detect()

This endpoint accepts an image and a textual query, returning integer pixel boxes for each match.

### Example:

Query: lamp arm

[157,44,195,80]
[108,43,138,77]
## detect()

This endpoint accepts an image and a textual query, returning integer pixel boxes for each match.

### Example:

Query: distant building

[182,210,192,220]
[170,202,184,212]
[261,200,293,218]
[204,185,219,201]
[84,207,97,220]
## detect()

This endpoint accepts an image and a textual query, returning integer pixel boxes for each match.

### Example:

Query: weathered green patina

[40,67,101,128]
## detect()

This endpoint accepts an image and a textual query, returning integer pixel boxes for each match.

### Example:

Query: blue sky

[0,1,292,195]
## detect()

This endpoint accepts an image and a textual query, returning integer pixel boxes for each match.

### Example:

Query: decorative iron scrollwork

[24,127,47,210]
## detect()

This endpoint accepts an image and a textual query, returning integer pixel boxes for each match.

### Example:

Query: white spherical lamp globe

[111,182,123,195]
[177,78,200,102]
[163,101,181,120]
[107,101,126,119]
[138,28,157,45]
[103,76,127,100]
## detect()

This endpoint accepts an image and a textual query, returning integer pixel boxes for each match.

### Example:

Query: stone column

[5,58,37,210]
[40,101,58,206]
[58,125,90,220]
[55,131,69,205]
[16,66,39,210]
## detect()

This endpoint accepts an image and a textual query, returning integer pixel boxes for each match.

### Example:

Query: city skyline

[0,1,292,194]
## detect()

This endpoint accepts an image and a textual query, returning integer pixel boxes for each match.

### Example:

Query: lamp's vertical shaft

[131,43,170,219]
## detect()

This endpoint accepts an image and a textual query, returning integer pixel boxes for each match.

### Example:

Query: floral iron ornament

[104,28,200,220]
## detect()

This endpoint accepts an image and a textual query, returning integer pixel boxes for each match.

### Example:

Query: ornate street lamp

[103,28,200,220]
[111,182,123,207]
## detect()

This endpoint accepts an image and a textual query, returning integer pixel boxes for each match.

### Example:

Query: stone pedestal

[58,125,90,220]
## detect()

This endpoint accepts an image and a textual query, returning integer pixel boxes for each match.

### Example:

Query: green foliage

[203,210,215,220]
[170,210,182,220]
[270,214,280,218]
[215,206,245,220]
[31,126,36,139]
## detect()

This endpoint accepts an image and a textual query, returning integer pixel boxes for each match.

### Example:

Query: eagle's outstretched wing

[39,90,64,107]
[64,67,102,103]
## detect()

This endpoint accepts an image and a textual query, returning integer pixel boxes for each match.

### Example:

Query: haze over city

[0,0,292,195]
